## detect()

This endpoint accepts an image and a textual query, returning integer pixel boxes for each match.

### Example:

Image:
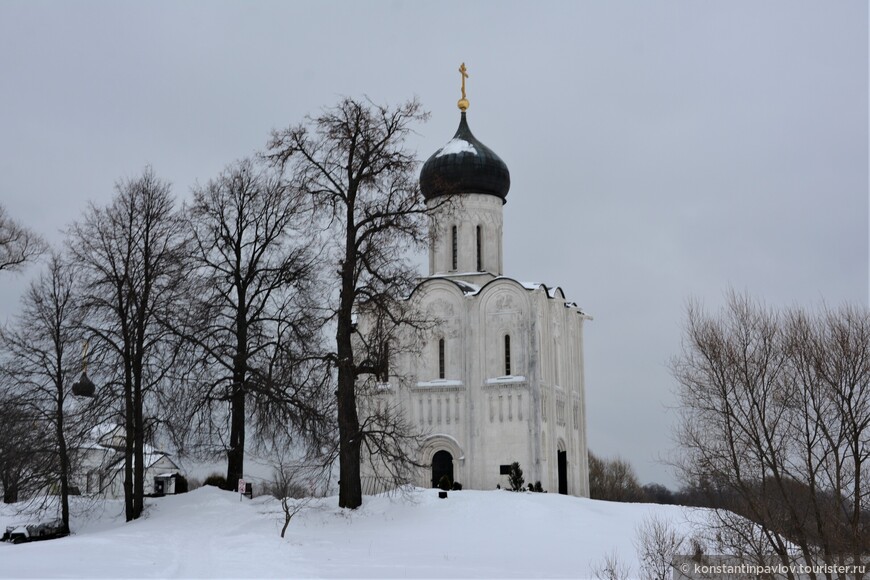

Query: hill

[0,486,705,578]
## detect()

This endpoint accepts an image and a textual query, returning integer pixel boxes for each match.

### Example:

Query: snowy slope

[0,487,705,578]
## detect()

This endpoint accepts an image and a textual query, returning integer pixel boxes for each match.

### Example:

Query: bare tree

[0,253,99,531]
[0,388,52,503]
[634,514,686,580]
[0,203,46,273]
[175,158,331,489]
[590,550,632,580]
[672,292,870,576]
[268,97,432,509]
[783,305,870,571]
[67,167,188,521]
[268,451,319,538]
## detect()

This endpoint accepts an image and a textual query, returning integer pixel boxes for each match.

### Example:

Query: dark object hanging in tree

[71,372,95,398]
[72,341,96,397]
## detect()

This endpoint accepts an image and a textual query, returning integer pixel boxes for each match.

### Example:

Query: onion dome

[71,372,96,398]
[419,112,511,202]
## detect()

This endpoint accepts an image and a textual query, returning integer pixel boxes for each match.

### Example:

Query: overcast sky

[1,1,867,487]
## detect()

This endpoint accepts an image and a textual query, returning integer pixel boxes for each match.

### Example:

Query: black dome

[71,372,95,398]
[420,112,510,202]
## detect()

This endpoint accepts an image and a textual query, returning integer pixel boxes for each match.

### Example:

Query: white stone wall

[533,287,591,497]
[363,276,590,497]
[428,194,504,276]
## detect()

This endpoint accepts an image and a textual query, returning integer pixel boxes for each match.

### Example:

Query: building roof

[419,112,510,202]
[411,274,590,318]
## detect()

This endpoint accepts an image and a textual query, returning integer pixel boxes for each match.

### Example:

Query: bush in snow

[438,475,452,491]
[203,474,227,489]
[526,481,545,493]
[508,462,524,492]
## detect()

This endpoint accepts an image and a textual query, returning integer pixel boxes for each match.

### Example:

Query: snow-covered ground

[0,486,707,578]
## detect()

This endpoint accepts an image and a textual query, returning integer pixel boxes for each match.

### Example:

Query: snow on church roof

[485,375,527,384]
[451,279,480,293]
[413,275,590,317]
[415,379,464,388]
[435,137,477,157]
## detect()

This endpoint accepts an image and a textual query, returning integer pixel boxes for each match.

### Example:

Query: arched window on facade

[378,341,390,383]
[504,334,511,375]
[451,225,458,270]
[438,338,446,379]
[476,225,483,271]
[554,339,561,386]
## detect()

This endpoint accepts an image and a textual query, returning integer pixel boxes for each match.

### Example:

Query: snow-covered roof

[89,423,122,441]
[108,450,178,472]
[485,375,527,385]
[414,379,463,388]
[78,423,124,451]
[451,280,480,294]
[435,138,477,157]
[412,275,590,317]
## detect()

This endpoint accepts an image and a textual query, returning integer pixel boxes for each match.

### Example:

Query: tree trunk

[2,479,17,504]
[124,361,134,522]
[124,414,134,521]
[226,313,247,490]
[336,362,362,508]
[133,374,144,519]
[226,378,245,490]
[337,367,362,509]
[56,388,70,533]
[337,217,362,509]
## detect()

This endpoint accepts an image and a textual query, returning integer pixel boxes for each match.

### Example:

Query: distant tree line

[587,451,700,506]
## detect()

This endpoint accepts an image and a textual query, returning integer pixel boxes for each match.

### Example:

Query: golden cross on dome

[458,62,470,112]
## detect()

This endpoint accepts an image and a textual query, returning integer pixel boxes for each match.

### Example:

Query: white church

[365,67,590,496]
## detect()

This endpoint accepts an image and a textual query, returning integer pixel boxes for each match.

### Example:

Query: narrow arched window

[504,334,511,375]
[476,225,483,271]
[451,225,458,270]
[554,341,560,386]
[438,338,446,379]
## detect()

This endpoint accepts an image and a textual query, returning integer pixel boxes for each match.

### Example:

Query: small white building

[74,424,183,497]
[363,93,591,496]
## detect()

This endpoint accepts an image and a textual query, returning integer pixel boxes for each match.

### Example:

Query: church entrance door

[431,450,454,488]
[557,450,568,495]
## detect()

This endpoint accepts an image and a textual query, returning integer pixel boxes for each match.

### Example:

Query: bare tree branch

[0,204,47,273]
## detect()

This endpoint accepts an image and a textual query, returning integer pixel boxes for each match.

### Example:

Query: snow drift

[0,486,706,578]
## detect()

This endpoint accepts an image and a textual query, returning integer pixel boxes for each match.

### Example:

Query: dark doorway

[431,450,454,488]
[557,450,568,495]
